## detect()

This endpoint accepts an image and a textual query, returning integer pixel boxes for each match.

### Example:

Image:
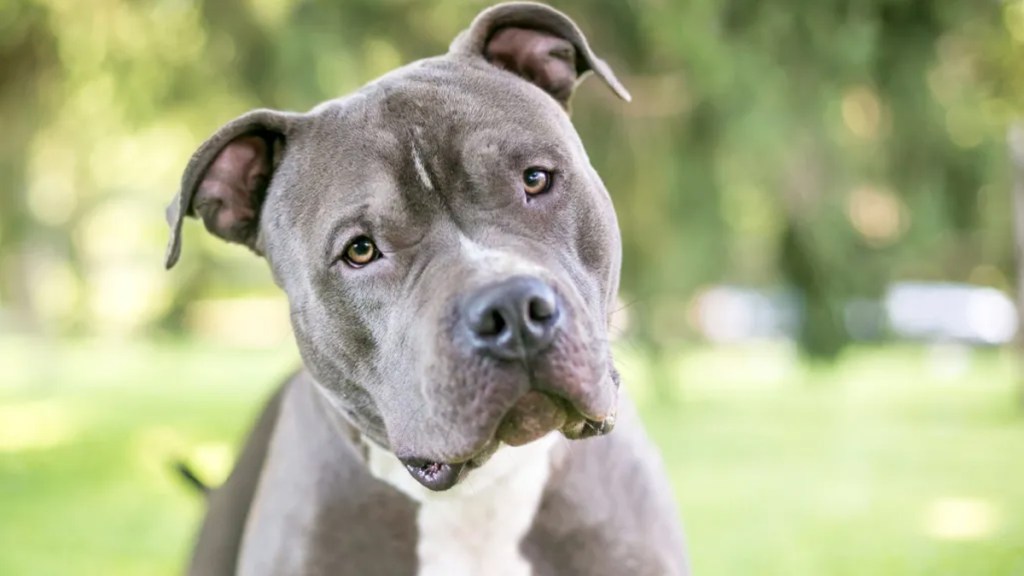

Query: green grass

[1,337,1022,575]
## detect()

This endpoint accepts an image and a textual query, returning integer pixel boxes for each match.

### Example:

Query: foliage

[0,1,1020,359]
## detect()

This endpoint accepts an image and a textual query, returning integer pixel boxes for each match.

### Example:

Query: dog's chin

[399,385,619,492]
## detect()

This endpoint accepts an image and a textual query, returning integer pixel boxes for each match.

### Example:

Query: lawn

[1,336,1022,575]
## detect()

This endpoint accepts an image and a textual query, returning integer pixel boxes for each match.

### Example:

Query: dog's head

[165,2,630,491]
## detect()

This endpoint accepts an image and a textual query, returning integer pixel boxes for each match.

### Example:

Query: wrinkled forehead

[315,59,582,169]
[272,58,584,235]
[366,58,578,143]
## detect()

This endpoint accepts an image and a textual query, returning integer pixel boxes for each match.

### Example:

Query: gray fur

[169,3,688,575]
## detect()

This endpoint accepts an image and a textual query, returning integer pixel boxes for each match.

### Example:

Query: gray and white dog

[166,3,688,575]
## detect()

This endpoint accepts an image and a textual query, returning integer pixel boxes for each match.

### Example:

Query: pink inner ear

[485,27,579,104]
[193,135,271,244]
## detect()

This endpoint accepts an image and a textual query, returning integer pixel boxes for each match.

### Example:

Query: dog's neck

[306,377,563,575]
[363,433,561,576]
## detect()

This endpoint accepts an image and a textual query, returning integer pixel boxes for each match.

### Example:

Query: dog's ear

[164,109,298,269]
[450,2,630,109]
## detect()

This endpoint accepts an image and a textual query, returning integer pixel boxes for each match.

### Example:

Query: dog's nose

[463,276,561,360]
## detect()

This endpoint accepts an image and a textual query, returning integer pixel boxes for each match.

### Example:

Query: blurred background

[2,0,1023,574]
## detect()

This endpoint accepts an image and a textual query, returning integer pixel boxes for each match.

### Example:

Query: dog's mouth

[398,389,617,491]
[397,458,469,491]
[398,438,501,491]
[496,389,617,445]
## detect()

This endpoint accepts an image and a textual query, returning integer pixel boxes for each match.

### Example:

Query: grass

[1,336,1022,575]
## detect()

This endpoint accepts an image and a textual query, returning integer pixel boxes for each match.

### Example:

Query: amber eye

[342,236,380,267]
[523,168,552,195]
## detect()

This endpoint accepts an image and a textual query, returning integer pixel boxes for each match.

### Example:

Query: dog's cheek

[572,176,623,311]
[290,292,378,395]
[284,301,390,439]
[567,199,620,315]
[549,336,605,393]
[385,348,519,461]
[416,313,528,439]
[573,210,612,281]
[425,320,504,422]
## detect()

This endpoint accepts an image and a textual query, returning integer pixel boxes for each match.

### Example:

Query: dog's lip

[561,411,617,439]
[397,409,615,492]
[396,374,619,491]
[398,457,468,491]
[397,440,500,491]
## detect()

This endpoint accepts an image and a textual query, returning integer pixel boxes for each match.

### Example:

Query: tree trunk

[0,10,58,331]
[1008,124,1024,408]
[0,158,36,330]
[778,139,848,362]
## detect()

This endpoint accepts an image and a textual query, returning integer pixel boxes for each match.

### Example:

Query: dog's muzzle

[396,275,617,492]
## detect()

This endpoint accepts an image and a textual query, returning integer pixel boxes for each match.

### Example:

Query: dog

[165,3,689,574]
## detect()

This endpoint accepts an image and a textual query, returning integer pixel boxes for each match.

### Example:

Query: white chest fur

[365,434,560,576]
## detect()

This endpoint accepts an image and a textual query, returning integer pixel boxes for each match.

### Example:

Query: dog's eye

[523,168,553,196]
[342,236,380,267]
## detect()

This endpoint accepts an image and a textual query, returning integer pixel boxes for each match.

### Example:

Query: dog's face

[165,2,631,491]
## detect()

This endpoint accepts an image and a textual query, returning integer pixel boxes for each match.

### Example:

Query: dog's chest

[366,435,559,576]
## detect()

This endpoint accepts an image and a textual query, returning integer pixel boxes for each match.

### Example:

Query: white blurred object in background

[691,282,1018,346]
[692,286,800,344]
[885,282,1018,345]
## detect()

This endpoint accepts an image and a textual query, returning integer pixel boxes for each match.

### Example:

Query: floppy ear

[449,2,631,110]
[164,109,298,269]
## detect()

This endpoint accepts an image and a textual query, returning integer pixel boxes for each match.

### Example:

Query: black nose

[463,276,561,360]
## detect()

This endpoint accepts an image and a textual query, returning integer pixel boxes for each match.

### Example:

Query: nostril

[527,295,556,324]
[478,309,507,337]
